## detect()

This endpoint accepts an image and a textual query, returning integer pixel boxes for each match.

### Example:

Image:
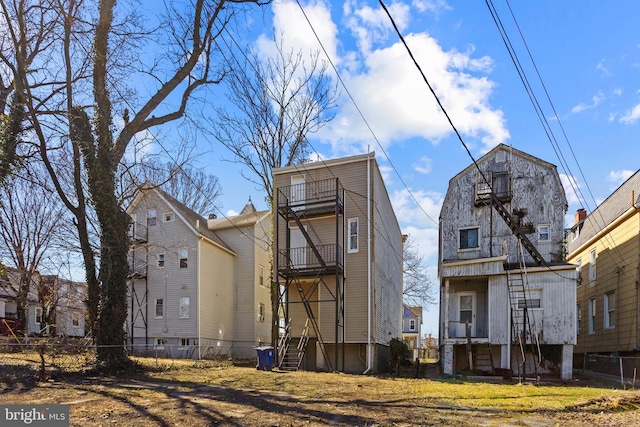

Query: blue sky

[182,0,640,334]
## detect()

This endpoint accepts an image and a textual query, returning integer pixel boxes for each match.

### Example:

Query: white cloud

[596,59,611,76]
[378,164,394,185]
[260,0,338,66]
[413,156,432,174]
[560,173,581,205]
[319,32,509,155]
[391,187,442,228]
[344,0,411,55]
[226,209,239,217]
[571,93,603,114]
[412,0,451,15]
[620,104,640,124]
[612,88,622,96]
[607,169,634,188]
[402,225,439,260]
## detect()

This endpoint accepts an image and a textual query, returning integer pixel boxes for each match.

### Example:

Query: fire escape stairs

[489,192,546,268]
[280,207,334,372]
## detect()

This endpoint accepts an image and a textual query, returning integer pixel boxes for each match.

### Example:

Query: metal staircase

[275,178,345,372]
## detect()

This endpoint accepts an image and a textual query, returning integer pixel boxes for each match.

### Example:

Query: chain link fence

[578,353,640,389]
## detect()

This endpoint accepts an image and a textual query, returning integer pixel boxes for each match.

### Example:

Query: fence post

[620,356,624,389]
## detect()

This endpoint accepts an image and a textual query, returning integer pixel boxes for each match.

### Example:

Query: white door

[290,175,306,210]
[457,292,476,338]
[290,226,307,268]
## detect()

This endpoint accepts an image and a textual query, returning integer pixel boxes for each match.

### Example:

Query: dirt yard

[1,356,639,426]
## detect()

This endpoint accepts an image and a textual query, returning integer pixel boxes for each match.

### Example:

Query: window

[348,218,359,253]
[155,298,164,318]
[588,298,596,335]
[516,290,542,309]
[258,303,265,322]
[492,172,510,198]
[179,338,190,350]
[538,225,550,242]
[459,228,479,250]
[179,248,188,268]
[576,304,581,336]
[155,338,165,349]
[164,212,175,222]
[35,307,42,324]
[259,265,264,287]
[72,312,80,327]
[589,249,597,281]
[147,209,157,226]
[604,292,615,329]
[157,253,165,268]
[180,297,190,318]
[576,258,582,287]
[409,319,416,331]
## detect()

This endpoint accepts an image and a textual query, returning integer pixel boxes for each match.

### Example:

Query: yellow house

[567,170,640,360]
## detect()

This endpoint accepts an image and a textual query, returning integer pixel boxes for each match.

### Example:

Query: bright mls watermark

[1,405,69,426]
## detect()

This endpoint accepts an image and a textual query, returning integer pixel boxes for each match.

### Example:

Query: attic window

[164,212,175,222]
[147,209,157,226]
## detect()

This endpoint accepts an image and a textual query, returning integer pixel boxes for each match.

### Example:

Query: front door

[457,292,476,338]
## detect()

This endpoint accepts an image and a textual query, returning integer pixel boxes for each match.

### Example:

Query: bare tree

[403,235,436,308]
[213,35,339,204]
[1,0,266,367]
[0,169,66,333]
[122,158,223,217]
[212,34,339,346]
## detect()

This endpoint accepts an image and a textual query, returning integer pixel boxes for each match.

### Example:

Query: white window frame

[147,209,157,227]
[154,298,164,319]
[179,297,190,319]
[588,297,596,335]
[459,227,479,250]
[157,253,165,268]
[178,338,190,350]
[258,303,265,322]
[409,319,416,331]
[589,249,597,282]
[576,303,581,336]
[604,292,615,329]
[155,338,165,350]
[164,212,175,222]
[35,307,42,324]
[576,258,582,287]
[259,265,265,287]
[538,224,550,242]
[179,248,188,269]
[348,218,359,253]
[72,312,80,327]
[516,289,542,309]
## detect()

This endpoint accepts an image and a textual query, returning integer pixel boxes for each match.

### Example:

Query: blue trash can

[255,346,274,371]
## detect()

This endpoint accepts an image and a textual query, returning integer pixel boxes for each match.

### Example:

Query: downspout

[197,236,201,359]
[364,152,372,374]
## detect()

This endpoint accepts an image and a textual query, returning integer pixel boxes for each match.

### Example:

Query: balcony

[277,178,344,218]
[128,222,148,243]
[277,243,343,277]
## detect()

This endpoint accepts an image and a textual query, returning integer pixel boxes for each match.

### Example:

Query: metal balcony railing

[277,178,343,210]
[277,244,343,272]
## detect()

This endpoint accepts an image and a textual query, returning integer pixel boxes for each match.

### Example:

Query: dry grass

[1,353,639,426]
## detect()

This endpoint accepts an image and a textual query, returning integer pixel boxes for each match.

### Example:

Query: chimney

[575,208,586,225]
[209,213,217,219]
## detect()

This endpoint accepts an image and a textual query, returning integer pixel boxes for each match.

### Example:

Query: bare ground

[1,359,639,426]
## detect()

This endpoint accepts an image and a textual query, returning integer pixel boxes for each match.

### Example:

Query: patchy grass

[1,354,639,426]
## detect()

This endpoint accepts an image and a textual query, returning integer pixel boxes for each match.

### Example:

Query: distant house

[0,268,86,337]
[273,152,403,373]
[126,186,271,359]
[208,198,272,359]
[402,304,422,357]
[567,170,640,364]
[439,144,576,380]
